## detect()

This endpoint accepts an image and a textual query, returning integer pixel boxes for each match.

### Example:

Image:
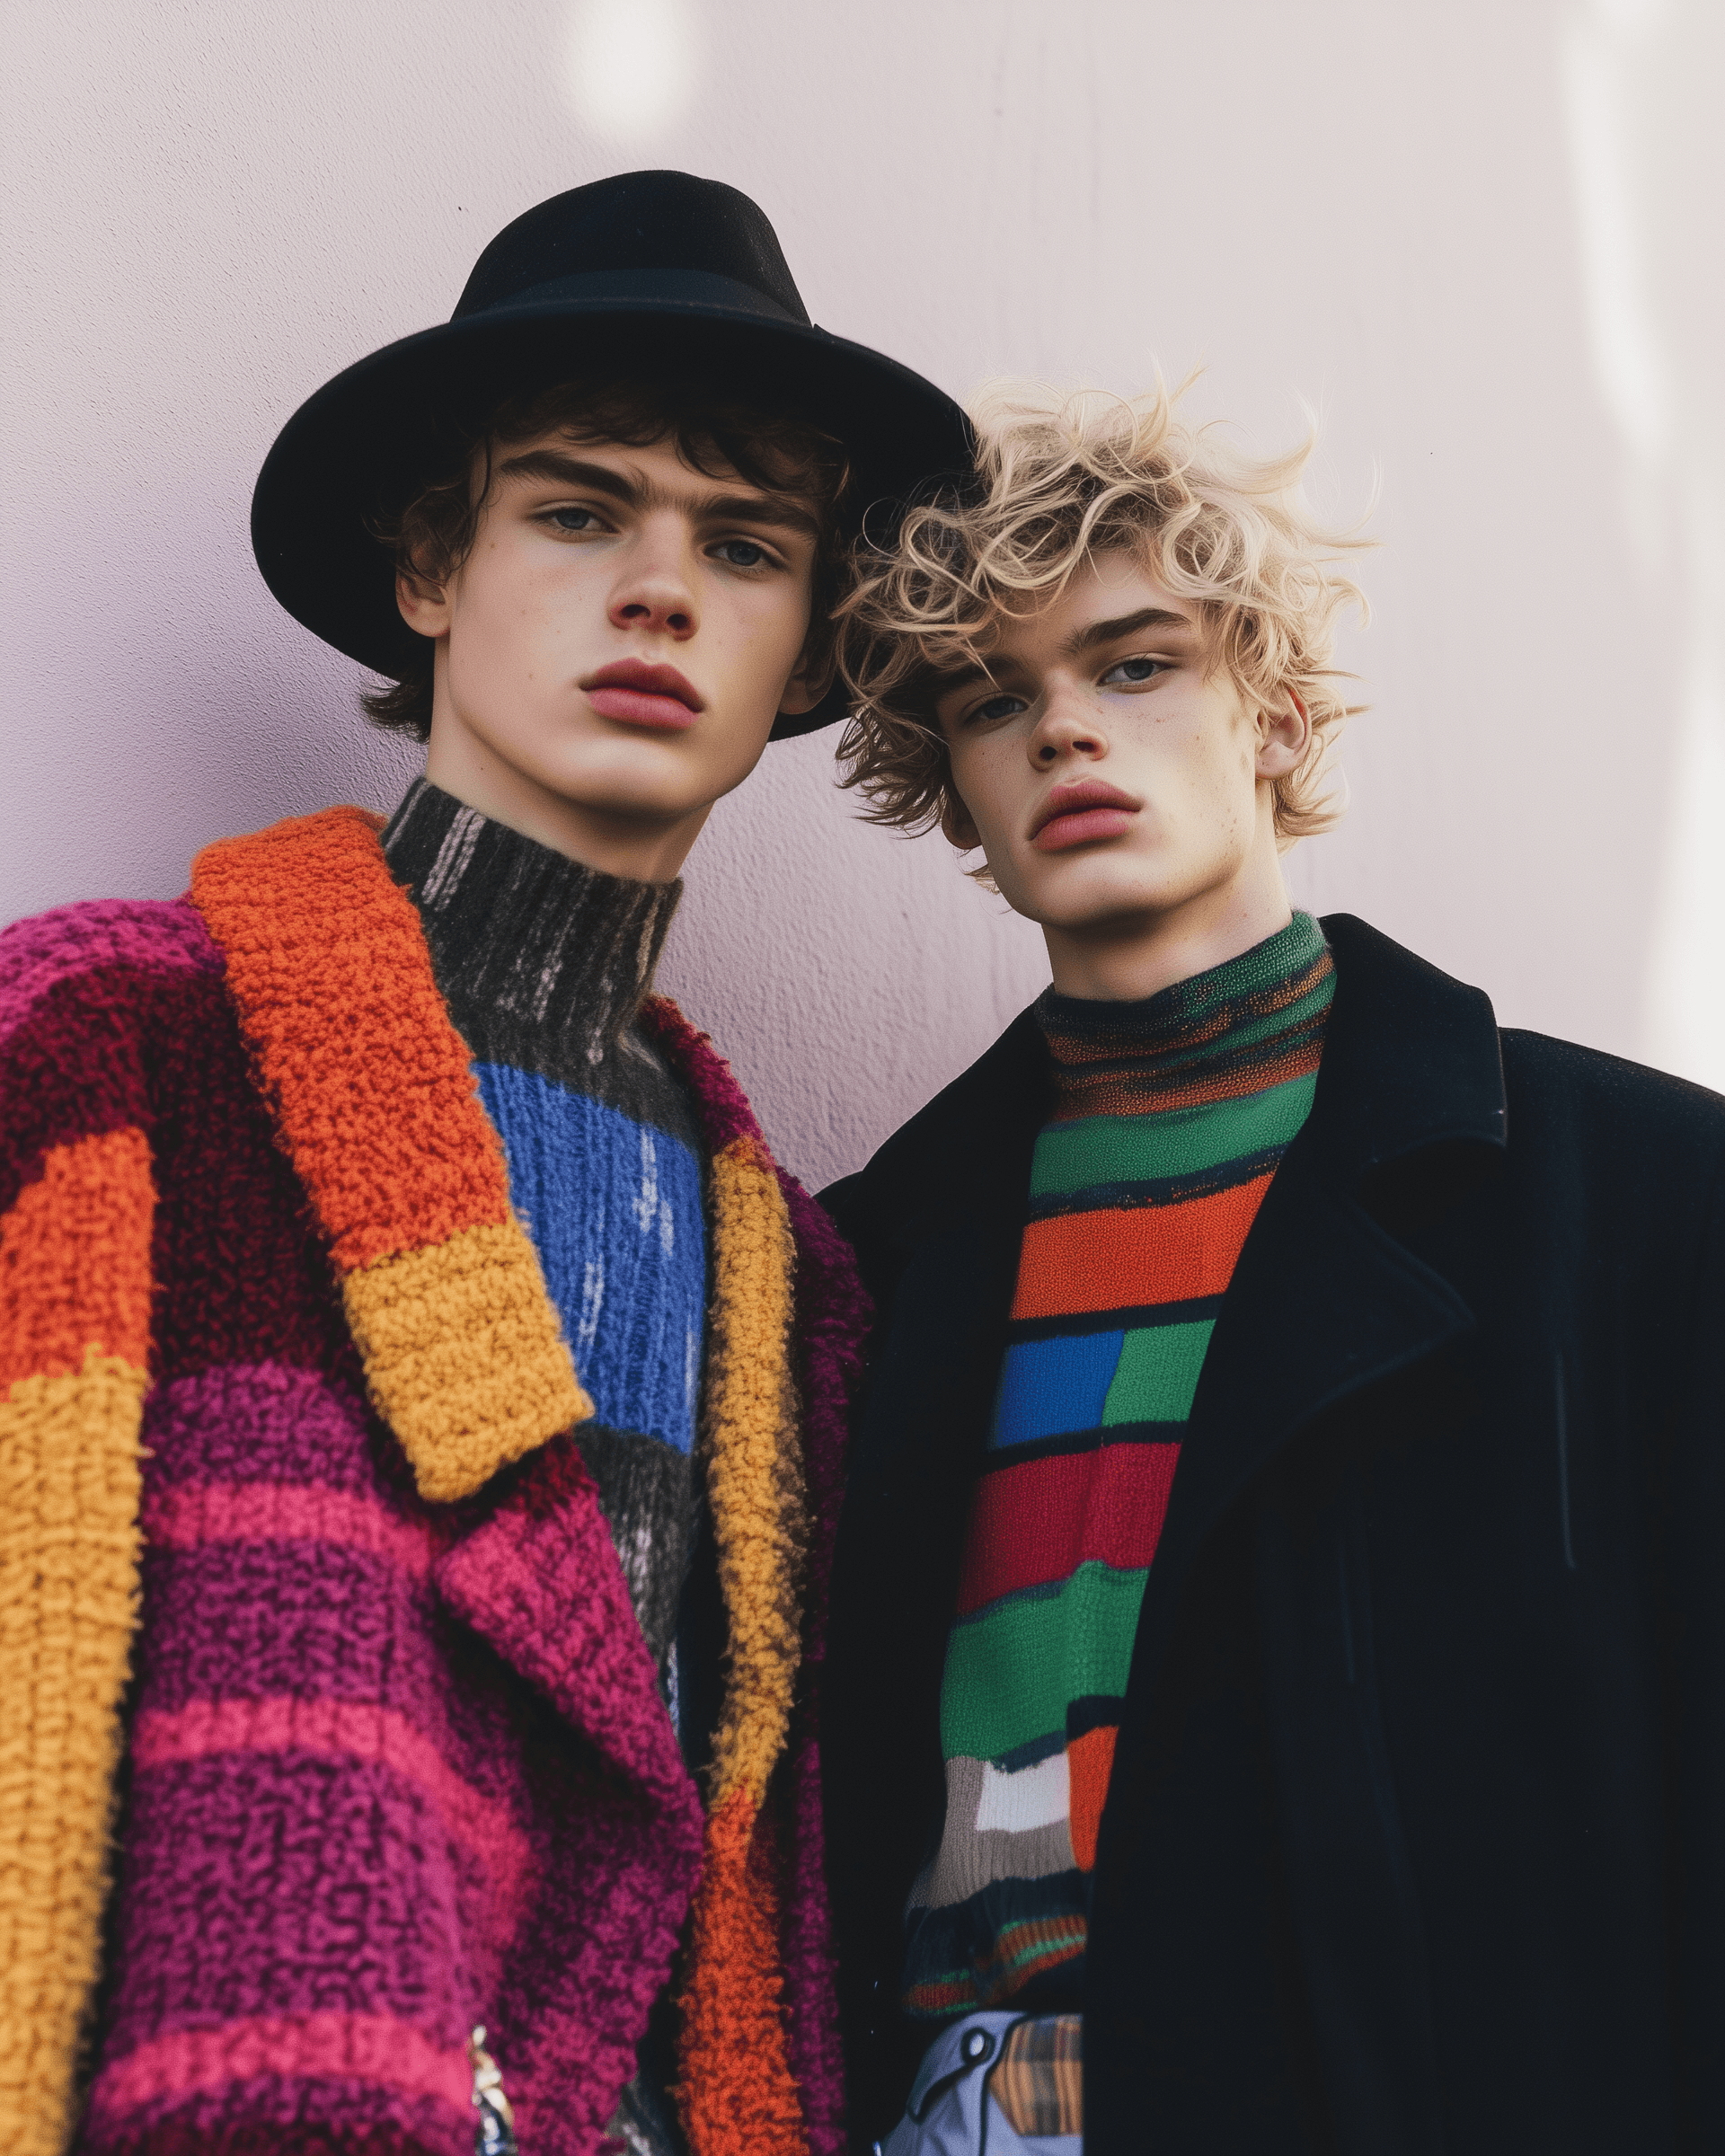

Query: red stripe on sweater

[955,1442,1180,1615]
[142,1481,438,1579]
[1010,1172,1273,1321]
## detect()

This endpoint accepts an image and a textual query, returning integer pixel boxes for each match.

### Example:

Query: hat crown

[453,171,811,327]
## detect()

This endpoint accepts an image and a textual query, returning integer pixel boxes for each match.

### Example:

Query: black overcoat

[819,915,1725,2156]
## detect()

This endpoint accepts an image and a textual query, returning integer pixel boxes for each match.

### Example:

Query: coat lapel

[190,807,590,1502]
[1115,914,1508,1733]
[636,996,823,2156]
[1093,919,1508,2153]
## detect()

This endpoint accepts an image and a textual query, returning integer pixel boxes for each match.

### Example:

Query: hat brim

[251,296,972,740]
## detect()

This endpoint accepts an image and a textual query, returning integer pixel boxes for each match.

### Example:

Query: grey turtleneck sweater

[382,777,713,1699]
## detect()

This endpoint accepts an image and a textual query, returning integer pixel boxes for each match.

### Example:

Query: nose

[1029,680,1107,766]
[608,524,699,641]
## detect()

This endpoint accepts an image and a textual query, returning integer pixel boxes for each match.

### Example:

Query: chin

[1006,850,1200,930]
[534,736,702,800]
[548,770,709,821]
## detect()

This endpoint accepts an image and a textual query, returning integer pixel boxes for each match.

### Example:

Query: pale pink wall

[5,0,1721,1190]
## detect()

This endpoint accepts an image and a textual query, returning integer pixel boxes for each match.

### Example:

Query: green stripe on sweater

[941,1561,1147,1762]
[1102,1320,1215,1423]
[1031,1073,1319,1197]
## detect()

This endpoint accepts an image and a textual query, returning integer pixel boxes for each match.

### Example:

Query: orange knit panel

[0,1127,154,1388]
[677,1789,807,2156]
[190,808,511,1274]
[1066,1723,1119,1874]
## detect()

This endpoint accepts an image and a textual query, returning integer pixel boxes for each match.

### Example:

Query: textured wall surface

[5,0,1721,1190]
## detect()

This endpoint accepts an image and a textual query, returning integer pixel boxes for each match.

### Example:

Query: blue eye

[1101,656,1167,685]
[546,506,601,532]
[714,539,771,569]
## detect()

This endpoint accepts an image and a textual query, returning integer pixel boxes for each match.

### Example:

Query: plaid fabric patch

[988,2014,1084,2138]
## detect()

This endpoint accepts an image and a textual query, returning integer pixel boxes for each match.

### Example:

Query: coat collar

[190,806,592,1503]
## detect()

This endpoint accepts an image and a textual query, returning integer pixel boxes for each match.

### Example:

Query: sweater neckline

[382,775,681,1065]
[1034,912,1334,1102]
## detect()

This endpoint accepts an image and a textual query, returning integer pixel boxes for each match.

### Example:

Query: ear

[1254,689,1311,780]
[776,649,834,719]
[396,567,453,641]
[939,788,981,852]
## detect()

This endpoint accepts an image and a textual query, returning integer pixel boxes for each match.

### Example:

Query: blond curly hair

[835,377,1373,849]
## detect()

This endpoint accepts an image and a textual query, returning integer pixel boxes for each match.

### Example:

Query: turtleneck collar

[1035,911,1336,1117]
[381,775,681,1067]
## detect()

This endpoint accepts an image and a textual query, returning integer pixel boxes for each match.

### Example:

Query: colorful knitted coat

[0,806,866,2156]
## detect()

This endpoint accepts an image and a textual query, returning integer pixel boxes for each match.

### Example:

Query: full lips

[586,685,700,731]
[1032,806,1137,852]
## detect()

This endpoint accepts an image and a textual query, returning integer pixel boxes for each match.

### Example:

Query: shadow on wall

[658,730,1051,1194]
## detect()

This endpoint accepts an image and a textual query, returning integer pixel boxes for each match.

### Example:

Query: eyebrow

[1059,605,1195,658]
[930,605,1199,702]
[493,448,822,538]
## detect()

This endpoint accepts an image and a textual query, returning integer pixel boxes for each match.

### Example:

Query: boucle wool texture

[0,808,867,2156]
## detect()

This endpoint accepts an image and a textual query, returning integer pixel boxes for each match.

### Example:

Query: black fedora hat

[251,170,972,738]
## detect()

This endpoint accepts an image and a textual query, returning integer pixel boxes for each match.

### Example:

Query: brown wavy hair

[835,378,1372,853]
[363,376,853,740]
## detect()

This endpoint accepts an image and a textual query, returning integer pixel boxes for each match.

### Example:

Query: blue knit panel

[473,1061,705,1454]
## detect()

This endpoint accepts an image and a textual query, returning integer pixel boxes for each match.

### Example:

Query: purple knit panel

[85,1364,519,2152]
[637,996,763,1156]
[134,1539,453,1710]
[0,895,219,1053]
[777,1175,871,1665]
[141,1363,384,1492]
[438,1440,705,2156]
[97,1752,481,2030]
[776,1171,873,2156]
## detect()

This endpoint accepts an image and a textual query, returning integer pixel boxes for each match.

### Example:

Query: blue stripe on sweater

[473,1062,706,1454]
[991,1331,1124,1448]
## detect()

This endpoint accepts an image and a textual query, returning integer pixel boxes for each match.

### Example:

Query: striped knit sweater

[901,913,1335,2023]
[0,804,866,2156]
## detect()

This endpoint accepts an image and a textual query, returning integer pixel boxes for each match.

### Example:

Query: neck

[424,722,708,885]
[1039,843,1294,1003]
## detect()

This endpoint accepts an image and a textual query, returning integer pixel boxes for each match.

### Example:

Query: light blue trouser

[876,2014,1083,2156]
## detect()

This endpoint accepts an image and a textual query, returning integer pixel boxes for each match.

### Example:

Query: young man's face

[933,549,1308,994]
[398,429,826,879]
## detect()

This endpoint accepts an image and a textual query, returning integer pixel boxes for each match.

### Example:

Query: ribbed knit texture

[0,806,864,2156]
[901,914,1335,2023]
[384,777,703,1674]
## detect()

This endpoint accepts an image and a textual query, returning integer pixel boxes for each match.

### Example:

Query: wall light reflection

[565,0,699,143]
[1562,0,1725,1092]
